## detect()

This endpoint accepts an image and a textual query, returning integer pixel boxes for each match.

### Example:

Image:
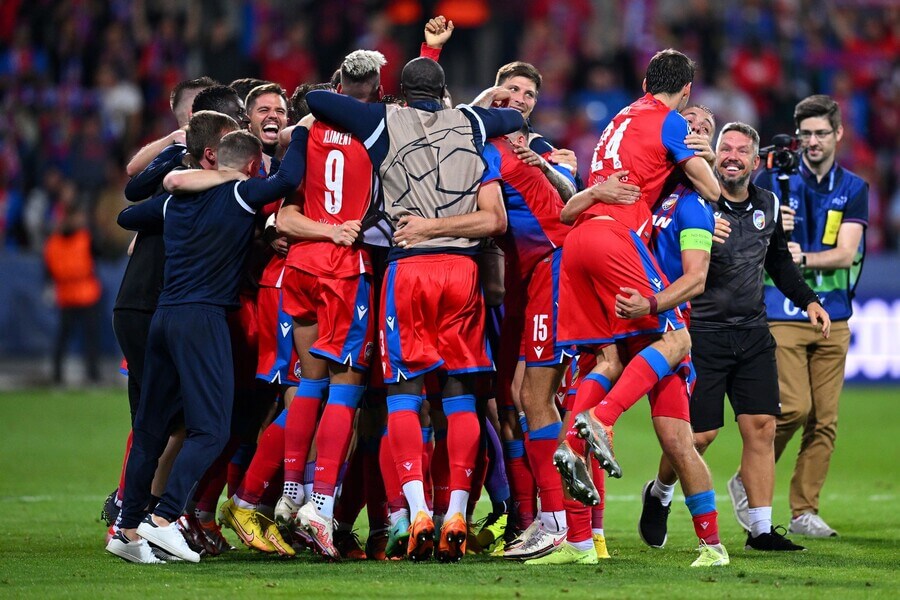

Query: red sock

[565,497,592,543]
[379,431,404,511]
[226,444,253,499]
[236,420,285,505]
[446,411,480,495]
[194,437,239,513]
[524,437,564,513]
[312,404,356,496]
[334,448,366,526]
[117,430,134,502]
[591,458,605,530]
[431,432,449,515]
[259,470,283,507]
[505,451,536,529]
[284,396,323,482]
[693,510,720,545]
[466,441,488,517]
[362,437,388,529]
[388,410,423,486]
[594,355,662,426]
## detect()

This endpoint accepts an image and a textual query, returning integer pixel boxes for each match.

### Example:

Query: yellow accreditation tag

[822,210,843,246]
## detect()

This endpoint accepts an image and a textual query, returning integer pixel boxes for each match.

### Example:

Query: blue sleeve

[844,178,869,224]
[124,145,186,202]
[481,142,502,183]
[307,90,388,167]
[676,194,715,233]
[117,193,169,232]
[236,127,308,209]
[469,106,524,139]
[660,112,694,164]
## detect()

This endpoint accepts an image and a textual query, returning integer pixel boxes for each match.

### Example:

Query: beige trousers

[770,320,851,517]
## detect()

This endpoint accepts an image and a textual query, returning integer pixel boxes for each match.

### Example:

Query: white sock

[570,539,594,552]
[650,478,676,506]
[402,480,430,516]
[540,510,567,533]
[311,491,335,518]
[591,528,604,537]
[283,480,303,504]
[389,509,409,527]
[233,496,256,510]
[446,490,469,519]
[748,506,772,538]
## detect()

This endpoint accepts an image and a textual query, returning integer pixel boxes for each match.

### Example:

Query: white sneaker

[789,512,838,537]
[502,522,567,561]
[106,530,165,564]
[727,473,751,532]
[137,514,201,563]
[298,501,338,558]
[274,494,301,527]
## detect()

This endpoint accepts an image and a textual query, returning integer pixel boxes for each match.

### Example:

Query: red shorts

[517,249,575,366]
[559,219,685,347]
[256,286,300,386]
[282,267,374,370]
[617,336,692,422]
[379,254,492,383]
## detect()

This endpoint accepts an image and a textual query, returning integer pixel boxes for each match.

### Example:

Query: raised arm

[163,168,245,194]
[680,155,721,202]
[125,144,186,201]
[237,126,309,209]
[126,129,186,177]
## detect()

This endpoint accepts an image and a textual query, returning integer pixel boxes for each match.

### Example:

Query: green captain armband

[680,228,713,252]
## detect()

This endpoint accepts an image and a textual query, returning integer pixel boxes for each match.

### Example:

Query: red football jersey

[286,120,375,278]
[581,94,696,239]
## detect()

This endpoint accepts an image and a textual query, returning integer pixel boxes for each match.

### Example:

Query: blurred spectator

[43,183,102,384]
[0,0,896,256]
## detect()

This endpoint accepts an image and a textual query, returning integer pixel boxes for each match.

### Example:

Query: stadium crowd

[0,1,897,253]
[0,0,877,568]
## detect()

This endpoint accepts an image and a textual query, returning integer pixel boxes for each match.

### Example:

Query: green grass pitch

[1,386,897,598]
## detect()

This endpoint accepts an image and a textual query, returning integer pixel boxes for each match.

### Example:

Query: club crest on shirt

[661,194,678,211]
[753,209,766,230]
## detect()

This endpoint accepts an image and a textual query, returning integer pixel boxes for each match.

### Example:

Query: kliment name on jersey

[323,130,352,146]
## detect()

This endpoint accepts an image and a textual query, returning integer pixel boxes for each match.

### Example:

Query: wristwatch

[799,253,807,267]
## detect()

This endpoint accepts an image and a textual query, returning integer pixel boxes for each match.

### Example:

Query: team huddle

[102,16,864,568]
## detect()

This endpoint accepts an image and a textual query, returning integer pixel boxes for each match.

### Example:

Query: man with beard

[648,122,830,552]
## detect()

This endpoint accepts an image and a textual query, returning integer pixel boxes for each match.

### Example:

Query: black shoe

[100,489,120,526]
[745,526,807,551]
[638,480,670,548]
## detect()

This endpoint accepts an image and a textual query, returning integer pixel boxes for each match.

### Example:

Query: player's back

[484,137,570,276]
[159,182,258,309]
[381,105,486,251]
[583,94,693,237]
[287,120,374,278]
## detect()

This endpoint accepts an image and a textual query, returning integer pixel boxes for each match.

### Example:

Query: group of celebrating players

[101,16,829,568]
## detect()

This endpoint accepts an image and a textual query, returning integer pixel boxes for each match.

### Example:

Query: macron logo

[700,521,709,530]
[651,277,663,290]
[387,316,396,331]
[402,462,413,471]
[356,305,368,320]
[465,469,473,478]
[280,322,291,337]
[534,346,545,359]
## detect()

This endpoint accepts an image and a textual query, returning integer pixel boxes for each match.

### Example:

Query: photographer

[753,95,868,538]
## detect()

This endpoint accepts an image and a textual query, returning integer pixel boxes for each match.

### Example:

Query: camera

[759,133,800,174]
